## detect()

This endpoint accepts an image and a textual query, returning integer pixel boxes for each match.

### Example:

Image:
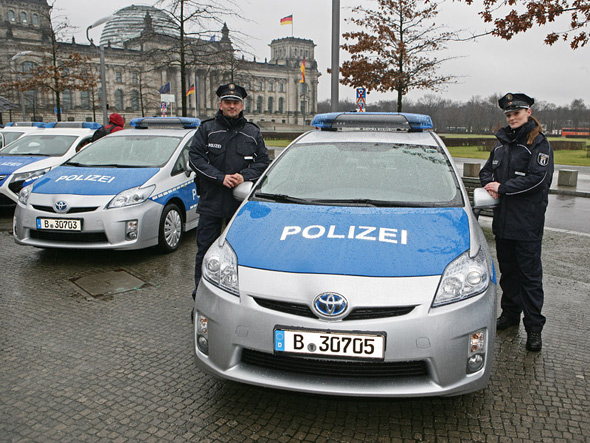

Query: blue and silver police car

[0,122,46,148]
[13,117,200,253]
[193,112,498,397]
[0,122,99,206]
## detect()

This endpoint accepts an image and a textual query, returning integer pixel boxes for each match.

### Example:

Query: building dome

[100,4,178,47]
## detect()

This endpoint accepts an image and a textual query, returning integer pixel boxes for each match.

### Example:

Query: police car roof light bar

[130,117,201,129]
[45,122,102,129]
[312,112,433,132]
[6,122,47,128]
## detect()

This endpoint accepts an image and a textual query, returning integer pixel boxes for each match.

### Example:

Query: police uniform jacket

[189,110,270,218]
[480,120,554,241]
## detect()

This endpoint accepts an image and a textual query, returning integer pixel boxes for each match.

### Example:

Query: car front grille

[30,230,108,243]
[32,205,99,214]
[241,349,427,378]
[253,297,415,320]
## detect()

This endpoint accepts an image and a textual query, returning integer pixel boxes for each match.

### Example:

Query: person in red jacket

[92,113,125,141]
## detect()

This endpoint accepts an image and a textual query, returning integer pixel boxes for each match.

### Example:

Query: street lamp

[10,51,33,121]
[331,0,340,112]
[86,16,113,126]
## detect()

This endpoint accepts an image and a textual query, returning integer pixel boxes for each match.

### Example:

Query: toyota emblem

[54,201,69,213]
[313,292,348,319]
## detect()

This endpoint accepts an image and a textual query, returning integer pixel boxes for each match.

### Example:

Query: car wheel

[158,203,183,253]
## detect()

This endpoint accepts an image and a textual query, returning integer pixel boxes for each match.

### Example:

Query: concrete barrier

[557,169,578,187]
[463,163,481,178]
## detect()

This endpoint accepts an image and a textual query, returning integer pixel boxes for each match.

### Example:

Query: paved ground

[1,206,589,442]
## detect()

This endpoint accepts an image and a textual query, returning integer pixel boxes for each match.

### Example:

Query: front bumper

[13,197,163,250]
[194,267,497,397]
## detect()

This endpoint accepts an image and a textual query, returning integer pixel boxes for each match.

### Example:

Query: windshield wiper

[64,161,88,167]
[311,198,432,207]
[254,192,314,204]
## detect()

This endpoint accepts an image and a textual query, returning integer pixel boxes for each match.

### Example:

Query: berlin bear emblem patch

[537,153,549,166]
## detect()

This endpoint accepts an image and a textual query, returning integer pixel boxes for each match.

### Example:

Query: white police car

[193,112,498,397]
[0,122,99,206]
[0,122,46,148]
[13,117,200,253]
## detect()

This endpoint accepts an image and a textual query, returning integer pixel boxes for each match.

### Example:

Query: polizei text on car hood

[226,201,470,277]
[30,166,160,196]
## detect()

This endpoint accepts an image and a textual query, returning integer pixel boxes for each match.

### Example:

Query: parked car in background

[14,117,200,253]
[0,122,99,206]
[0,122,46,148]
[193,112,498,397]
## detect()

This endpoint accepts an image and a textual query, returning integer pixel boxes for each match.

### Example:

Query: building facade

[0,0,319,128]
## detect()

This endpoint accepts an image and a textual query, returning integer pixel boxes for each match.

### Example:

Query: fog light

[466,330,486,373]
[196,312,209,355]
[467,354,484,372]
[125,220,138,240]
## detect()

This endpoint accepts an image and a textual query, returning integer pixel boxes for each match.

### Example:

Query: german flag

[186,85,195,96]
[280,15,293,25]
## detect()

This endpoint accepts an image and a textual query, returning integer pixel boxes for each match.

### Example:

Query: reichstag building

[0,0,319,128]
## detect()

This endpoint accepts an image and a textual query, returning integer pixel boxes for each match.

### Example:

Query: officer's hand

[484,182,500,199]
[223,173,245,188]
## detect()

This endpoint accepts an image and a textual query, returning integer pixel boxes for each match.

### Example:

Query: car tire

[158,203,183,253]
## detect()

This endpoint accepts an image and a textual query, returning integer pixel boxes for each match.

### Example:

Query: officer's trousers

[193,214,228,298]
[496,238,546,333]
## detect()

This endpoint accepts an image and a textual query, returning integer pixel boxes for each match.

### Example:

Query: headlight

[9,168,51,193]
[432,247,489,307]
[202,239,239,296]
[107,184,155,209]
[18,184,34,205]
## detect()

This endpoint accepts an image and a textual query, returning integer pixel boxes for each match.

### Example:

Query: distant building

[0,0,319,128]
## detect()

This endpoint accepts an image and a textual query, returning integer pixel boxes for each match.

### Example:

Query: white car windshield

[66,135,183,168]
[0,131,25,147]
[256,142,462,207]
[0,134,77,156]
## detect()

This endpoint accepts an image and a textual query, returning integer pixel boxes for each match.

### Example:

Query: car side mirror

[233,181,253,201]
[473,187,499,208]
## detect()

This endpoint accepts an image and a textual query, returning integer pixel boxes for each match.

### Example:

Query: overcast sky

[57,0,590,108]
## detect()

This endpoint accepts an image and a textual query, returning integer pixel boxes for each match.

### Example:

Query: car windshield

[0,134,77,156]
[0,131,25,147]
[256,142,462,207]
[65,135,183,168]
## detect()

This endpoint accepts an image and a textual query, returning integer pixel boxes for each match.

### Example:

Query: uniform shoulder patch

[537,152,549,166]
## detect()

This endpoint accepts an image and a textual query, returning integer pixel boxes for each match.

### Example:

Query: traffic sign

[356,87,366,112]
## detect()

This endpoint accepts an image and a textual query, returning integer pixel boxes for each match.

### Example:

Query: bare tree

[150,0,242,116]
[2,2,98,121]
[339,0,460,112]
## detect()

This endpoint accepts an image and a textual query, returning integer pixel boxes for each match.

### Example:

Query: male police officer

[189,83,270,298]
[480,93,554,352]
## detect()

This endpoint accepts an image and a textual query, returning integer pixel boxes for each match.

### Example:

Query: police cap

[498,93,534,113]
[216,83,247,102]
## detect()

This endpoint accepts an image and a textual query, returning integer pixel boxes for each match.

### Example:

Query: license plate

[36,218,82,231]
[274,328,385,359]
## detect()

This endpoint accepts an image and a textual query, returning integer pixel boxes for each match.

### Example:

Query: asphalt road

[1,205,589,442]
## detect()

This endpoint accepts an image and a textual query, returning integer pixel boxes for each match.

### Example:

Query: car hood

[0,156,48,177]
[31,166,160,196]
[225,201,470,278]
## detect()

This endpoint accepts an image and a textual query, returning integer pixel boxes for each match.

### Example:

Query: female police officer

[480,93,554,352]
